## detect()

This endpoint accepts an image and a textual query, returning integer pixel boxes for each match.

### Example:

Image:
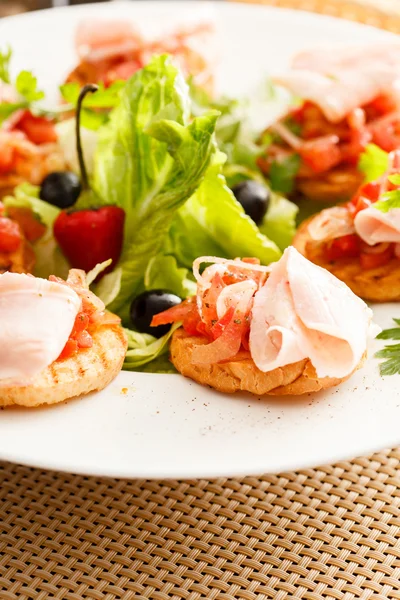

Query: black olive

[130,289,182,338]
[40,171,81,209]
[231,180,270,225]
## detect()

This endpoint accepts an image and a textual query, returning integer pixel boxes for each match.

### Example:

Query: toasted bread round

[293,215,400,302]
[0,325,128,407]
[297,166,363,203]
[170,329,360,396]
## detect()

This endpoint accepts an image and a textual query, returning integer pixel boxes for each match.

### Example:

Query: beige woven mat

[2,1,400,599]
[2,450,400,600]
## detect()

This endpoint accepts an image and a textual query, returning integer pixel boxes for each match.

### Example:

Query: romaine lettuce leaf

[165,151,281,268]
[259,192,298,251]
[144,254,196,298]
[93,55,218,313]
[123,322,180,371]
[3,183,69,279]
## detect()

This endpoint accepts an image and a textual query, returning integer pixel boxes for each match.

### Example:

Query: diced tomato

[0,140,15,174]
[0,217,22,253]
[359,243,393,270]
[182,304,203,336]
[341,127,372,165]
[6,206,46,242]
[371,123,400,153]
[326,234,360,262]
[71,312,90,337]
[17,112,57,145]
[103,59,142,86]
[350,181,381,215]
[75,330,93,349]
[351,196,372,216]
[58,339,78,361]
[151,297,195,327]
[369,94,398,116]
[300,138,342,174]
[211,306,235,340]
[202,272,225,331]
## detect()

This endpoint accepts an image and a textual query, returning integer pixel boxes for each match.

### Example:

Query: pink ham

[274,43,400,123]
[75,19,142,62]
[249,247,374,378]
[354,206,400,245]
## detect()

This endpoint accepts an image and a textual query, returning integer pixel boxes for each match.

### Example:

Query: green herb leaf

[0,46,12,84]
[389,174,400,186]
[269,154,301,194]
[15,71,44,102]
[358,143,389,183]
[0,102,26,123]
[374,189,400,213]
[375,319,400,375]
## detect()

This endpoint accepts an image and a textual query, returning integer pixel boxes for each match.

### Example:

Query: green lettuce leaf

[123,322,180,371]
[93,55,219,313]
[165,151,281,268]
[269,154,301,194]
[3,183,69,279]
[259,191,298,250]
[144,254,196,298]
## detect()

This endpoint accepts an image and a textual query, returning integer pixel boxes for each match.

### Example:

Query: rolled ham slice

[274,43,400,123]
[354,205,400,245]
[249,247,374,378]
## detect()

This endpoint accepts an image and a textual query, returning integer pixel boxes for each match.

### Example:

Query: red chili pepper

[53,205,125,274]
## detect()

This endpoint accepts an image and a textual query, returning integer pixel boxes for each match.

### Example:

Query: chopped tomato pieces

[17,112,57,145]
[103,59,142,86]
[58,339,78,361]
[300,138,342,174]
[0,217,22,253]
[75,329,93,349]
[326,234,360,262]
[6,206,46,242]
[191,309,248,365]
[71,312,90,336]
[359,244,393,270]
[211,306,235,340]
[151,297,195,327]
[369,94,398,116]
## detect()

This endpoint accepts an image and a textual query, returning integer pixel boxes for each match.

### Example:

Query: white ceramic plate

[0,1,399,479]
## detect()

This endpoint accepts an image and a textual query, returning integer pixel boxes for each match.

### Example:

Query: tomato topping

[191,308,248,365]
[103,59,142,86]
[0,217,22,253]
[75,329,93,349]
[369,94,398,116]
[326,234,360,262]
[182,304,203,336]
[211,306,235,340]
[360,245,393,270]
[16,112,57,145]
[71,312,90,336]
[300,138,342,174]
[371,123,400,153]
[151,297,195,327]
[58,339,78,361]
[6,206,46,243]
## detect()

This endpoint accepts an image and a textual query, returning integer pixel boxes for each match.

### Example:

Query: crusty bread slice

[170,329,361,396]
[0,325,128,407]
[293,214,400,302]
[297,165,363,203]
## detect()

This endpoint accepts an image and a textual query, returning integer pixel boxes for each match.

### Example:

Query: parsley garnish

[269,153,301,194]
[375,318,400,375]
[358,143,389,183]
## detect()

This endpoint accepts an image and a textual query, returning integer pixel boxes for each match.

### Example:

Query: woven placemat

[2,1,400,599]
[2,450,400,600]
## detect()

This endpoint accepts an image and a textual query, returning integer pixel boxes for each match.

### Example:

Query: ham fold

[249,247,374,378]
[274,43,400,123]
[354,206,400,245]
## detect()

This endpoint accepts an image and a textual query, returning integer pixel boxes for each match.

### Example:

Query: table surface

[2,0,400,599]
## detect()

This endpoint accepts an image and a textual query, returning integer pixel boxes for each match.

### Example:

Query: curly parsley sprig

[375,318,400,375]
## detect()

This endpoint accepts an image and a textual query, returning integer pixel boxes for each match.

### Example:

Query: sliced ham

[249,247,373,378]
[274,43,400,123]
[307,206,355,241]
[354,205,400,245]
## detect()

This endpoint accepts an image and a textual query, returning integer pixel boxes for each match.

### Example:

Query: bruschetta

[151,248,375,396]
[293,149,400,302]
[259,43,400,202]
[0,268,127,407]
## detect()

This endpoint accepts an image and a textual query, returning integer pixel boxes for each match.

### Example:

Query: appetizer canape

[0,110,66,196]
[293,149,400,302]
[0,269,127,407]
[0,200,43,274]
[259,43,400,202]
[66,15,215,93]
[151,247,374,395]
